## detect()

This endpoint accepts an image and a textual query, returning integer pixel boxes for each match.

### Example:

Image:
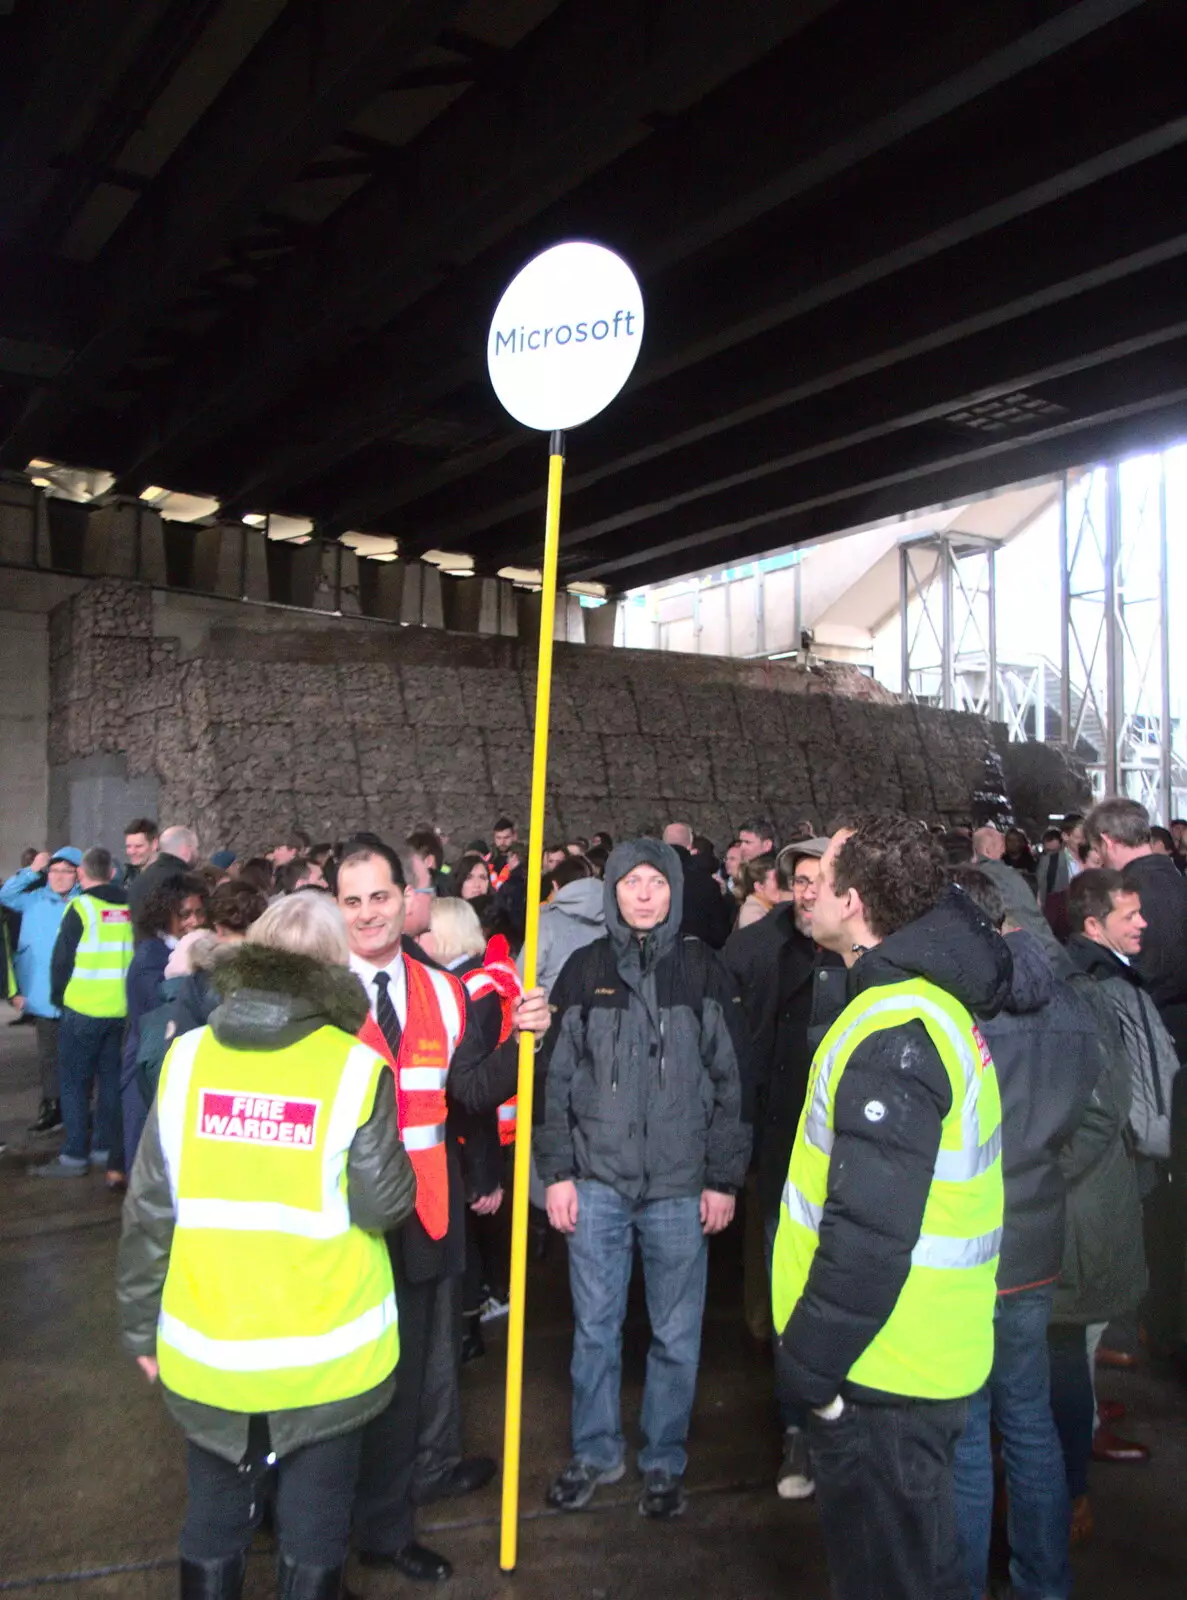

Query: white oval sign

[487,240,644,431]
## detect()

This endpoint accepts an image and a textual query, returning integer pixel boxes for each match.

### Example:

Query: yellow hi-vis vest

[62,893,132,1017]
[772,977,1003,1400]
[155,1023,399,1412]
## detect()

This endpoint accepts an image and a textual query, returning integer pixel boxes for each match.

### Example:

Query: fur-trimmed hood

[207,943,369,1049]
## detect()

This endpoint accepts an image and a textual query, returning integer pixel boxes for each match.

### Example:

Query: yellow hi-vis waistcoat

[772,977,1003,1400]
[62,894,132,1017]
[154,1023,399,1412]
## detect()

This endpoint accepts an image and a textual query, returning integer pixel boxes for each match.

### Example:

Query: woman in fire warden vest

[116,890,416,1600]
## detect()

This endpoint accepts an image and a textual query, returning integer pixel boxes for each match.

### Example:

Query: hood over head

[853,885,1013,1018]
[208,942,368,1049]
[549,876,606,925]
[604,838,683,968]
[997,928,1056,1015]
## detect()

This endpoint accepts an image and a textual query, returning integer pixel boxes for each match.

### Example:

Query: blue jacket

[0,869,78,1018]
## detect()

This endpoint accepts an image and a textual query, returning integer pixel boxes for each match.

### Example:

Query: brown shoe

[1098,1398,1126,1425]
[1091,1427,1150,1464]
[1070,1494,1093,1546]
[1094,1347,1138,1371]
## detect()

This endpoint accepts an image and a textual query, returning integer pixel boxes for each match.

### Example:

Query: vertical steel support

[1159,453,1172,822]
[940,536,954,711]
[987,543,999,723]
[692,584,702,653]
[899,544,911,700]
[793,558,803,664]
[1058,474,1071,748]
[754,563,766,657]
[1104,462,1123,795]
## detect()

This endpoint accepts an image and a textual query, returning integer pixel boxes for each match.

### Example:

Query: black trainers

[638,1468,687,1519]
[776,1426,815,1499]
[27,1098,62,1136]
[545,1458,625,1511]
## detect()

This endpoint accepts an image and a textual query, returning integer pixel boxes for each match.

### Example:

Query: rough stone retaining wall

[48,580,1079,854]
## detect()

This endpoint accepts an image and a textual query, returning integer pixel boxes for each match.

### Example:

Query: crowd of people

[3,795,1186,1599]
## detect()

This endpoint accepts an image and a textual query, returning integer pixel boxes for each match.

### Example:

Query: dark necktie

[373,969,403,1061]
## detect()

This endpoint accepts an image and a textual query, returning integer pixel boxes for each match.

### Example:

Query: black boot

[179,1554,246,1599]
[460,1310,485,1365]
[276,1552,346,1598]
[27,1098,62,1135]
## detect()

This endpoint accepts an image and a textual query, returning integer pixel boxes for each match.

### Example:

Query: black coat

[672,846,732,949]
[1123,852,1187,1059]
[778,888,1012,1407]
[721,906,846,1214]
[126,853,190,922]
[977,930,1102,1293]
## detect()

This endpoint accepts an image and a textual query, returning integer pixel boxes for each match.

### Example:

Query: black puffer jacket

[977,929,1102,1293]
[535,838,750,1201]
[116,944,416,1465]
[779,888,1012,1407]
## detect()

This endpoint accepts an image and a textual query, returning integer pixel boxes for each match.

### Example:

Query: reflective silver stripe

[781,1178,823,1233]
[157,1028,206,1202]
[68,965,129,980]
[402,1122,446,1151]
[423,964,464,1058]
[803,1112,833,1156]
[400,1067,449,1091]
[176,1198,348,1239]
[498,1104,517,1122]
[933,1125,1002,1183]
[158,1291,398,1372]
[911,1227,1002,1270]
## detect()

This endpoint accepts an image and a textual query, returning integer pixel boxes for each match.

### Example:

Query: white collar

[349,949,407,1018]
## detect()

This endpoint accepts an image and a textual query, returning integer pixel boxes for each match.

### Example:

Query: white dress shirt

[350,950,408,1028]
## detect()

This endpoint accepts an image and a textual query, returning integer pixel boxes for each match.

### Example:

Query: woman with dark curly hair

[118,873,208,1178]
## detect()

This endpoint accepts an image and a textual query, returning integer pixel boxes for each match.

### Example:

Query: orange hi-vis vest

[463,935,524,1146]
[357,955,465,1240]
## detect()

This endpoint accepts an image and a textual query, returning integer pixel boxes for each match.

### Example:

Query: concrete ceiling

[1,0,1185,592]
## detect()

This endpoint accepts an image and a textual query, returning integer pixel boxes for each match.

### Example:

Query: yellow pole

[500,429,566,1573]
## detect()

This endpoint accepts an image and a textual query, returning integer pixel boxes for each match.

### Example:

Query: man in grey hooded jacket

[535,838,750,1520]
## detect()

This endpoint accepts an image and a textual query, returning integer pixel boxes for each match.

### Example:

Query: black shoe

[638,1468,687,1520]
[358,1542,453,1582]
[27,1098,62,1136]
[276,1552,346,1598]
[8,1012,31,1025]
[460,1311,485,1365]
[442,1455,496,1497]
[179,1554,246,1599]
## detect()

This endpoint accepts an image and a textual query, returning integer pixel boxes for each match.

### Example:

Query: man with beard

[721,837,846,1498]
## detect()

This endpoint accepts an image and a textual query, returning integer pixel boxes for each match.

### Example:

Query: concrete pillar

[517,590,585,645]
[359,558,404,621]
[242,526,269,601]
[584,599,617,648]
[192,522,242,597]
[442,574,518,635]
[398,560,444,628]
[0,478,47,567]
[82,502,166,583]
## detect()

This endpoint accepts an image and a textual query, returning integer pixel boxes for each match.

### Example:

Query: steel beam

[0,0,469,469]
[1105,462,1123,793]
[110,0,1150,504]
[573,393,1187,591]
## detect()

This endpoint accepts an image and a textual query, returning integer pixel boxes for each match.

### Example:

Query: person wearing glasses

[721,837,847,1501]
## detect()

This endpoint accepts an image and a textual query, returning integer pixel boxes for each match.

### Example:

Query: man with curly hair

[771,815,1010,1600]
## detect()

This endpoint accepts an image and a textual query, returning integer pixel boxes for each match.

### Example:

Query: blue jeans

[57,1008,123,1164]
[567,1180,707,1476]
[953,1286,1071,1600]
[764,1209,808,1431]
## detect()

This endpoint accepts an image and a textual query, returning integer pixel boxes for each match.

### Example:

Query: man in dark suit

[662,822,732,948]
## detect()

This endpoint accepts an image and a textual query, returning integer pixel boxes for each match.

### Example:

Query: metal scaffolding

[899,534,998,719]
[901,453,1185,823]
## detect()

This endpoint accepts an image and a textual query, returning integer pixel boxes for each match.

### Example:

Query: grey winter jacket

[976,930,1102,1293]
[1066,934,1180,1160]
[116,944,417,1465]
[534,839,750,1201]
[525,877,606,997]
[1052,964,1147,1326]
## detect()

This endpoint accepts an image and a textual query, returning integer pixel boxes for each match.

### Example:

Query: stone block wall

[46,579,1081,856]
